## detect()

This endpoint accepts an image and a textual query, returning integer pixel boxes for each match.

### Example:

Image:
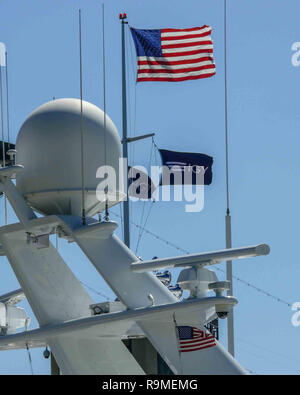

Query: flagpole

[120,13,130,247]
[224,0,235,357]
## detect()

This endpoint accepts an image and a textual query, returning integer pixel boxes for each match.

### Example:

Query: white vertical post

[226,211,234,356]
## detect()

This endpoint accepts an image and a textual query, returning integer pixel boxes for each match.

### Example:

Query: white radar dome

[16,98,125,217]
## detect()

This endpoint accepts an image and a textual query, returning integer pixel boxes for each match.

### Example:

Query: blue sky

[0,0,299,374]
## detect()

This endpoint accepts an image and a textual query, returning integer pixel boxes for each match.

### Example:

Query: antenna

[102,4,109,222]
[78,9,86,225]
[224,0,234,356]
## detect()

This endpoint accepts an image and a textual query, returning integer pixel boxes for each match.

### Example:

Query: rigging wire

[237,342,300,373]
[79,280,110,301]
[135,140,155,254]
[136,143,152,240]
[207,315,298,374]
[54,231,110,301]
[109,211,296,373]
[135,201,154,255]
[152,136,160,152]
[236,336,300,366]
[209,312,300,368]
[54,230,110,302]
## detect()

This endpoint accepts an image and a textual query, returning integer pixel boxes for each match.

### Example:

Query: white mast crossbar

[131,244,270,273]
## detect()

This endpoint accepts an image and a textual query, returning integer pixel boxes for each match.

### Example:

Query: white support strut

[130,244,270,273]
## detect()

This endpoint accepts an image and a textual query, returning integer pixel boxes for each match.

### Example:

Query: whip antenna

[102,4,109,221]
[78,9,86,225]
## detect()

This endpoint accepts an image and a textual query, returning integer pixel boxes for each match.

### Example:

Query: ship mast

[119,13,155,247]
[120,13,130,247]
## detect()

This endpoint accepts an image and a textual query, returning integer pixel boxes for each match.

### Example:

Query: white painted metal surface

[131,244,270,273]
[65,217,247,374]
[0,219,143,374]
[0,296,236,347]
[15,98,126,217]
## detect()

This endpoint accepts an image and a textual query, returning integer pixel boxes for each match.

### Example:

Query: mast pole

[120,13,130,247]
[224,0,235,357]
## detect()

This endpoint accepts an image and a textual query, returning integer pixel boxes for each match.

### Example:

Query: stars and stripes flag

[177,326,216,352]
[130,25,216,82]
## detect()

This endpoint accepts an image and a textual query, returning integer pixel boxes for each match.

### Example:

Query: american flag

[130,25,216,82]
[177,326,216,353]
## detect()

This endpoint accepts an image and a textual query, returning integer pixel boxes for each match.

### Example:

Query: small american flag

[177,326,216,353]
[130,25,216,82]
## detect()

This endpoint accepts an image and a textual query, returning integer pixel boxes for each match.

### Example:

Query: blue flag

[159,149,213,186]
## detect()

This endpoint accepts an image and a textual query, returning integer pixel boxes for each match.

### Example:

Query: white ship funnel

[15,98,125,217]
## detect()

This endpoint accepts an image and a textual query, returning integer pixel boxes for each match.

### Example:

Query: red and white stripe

[179,328,216,353]
[137,25,216,82]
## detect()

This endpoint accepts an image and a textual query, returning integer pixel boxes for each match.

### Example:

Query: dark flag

[159,149,213,186]
[128,166,155,199]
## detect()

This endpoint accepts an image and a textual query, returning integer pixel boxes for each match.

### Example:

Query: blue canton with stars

[130,28,162,57]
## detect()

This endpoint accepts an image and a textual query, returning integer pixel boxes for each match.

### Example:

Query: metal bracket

[122,133,155,144]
